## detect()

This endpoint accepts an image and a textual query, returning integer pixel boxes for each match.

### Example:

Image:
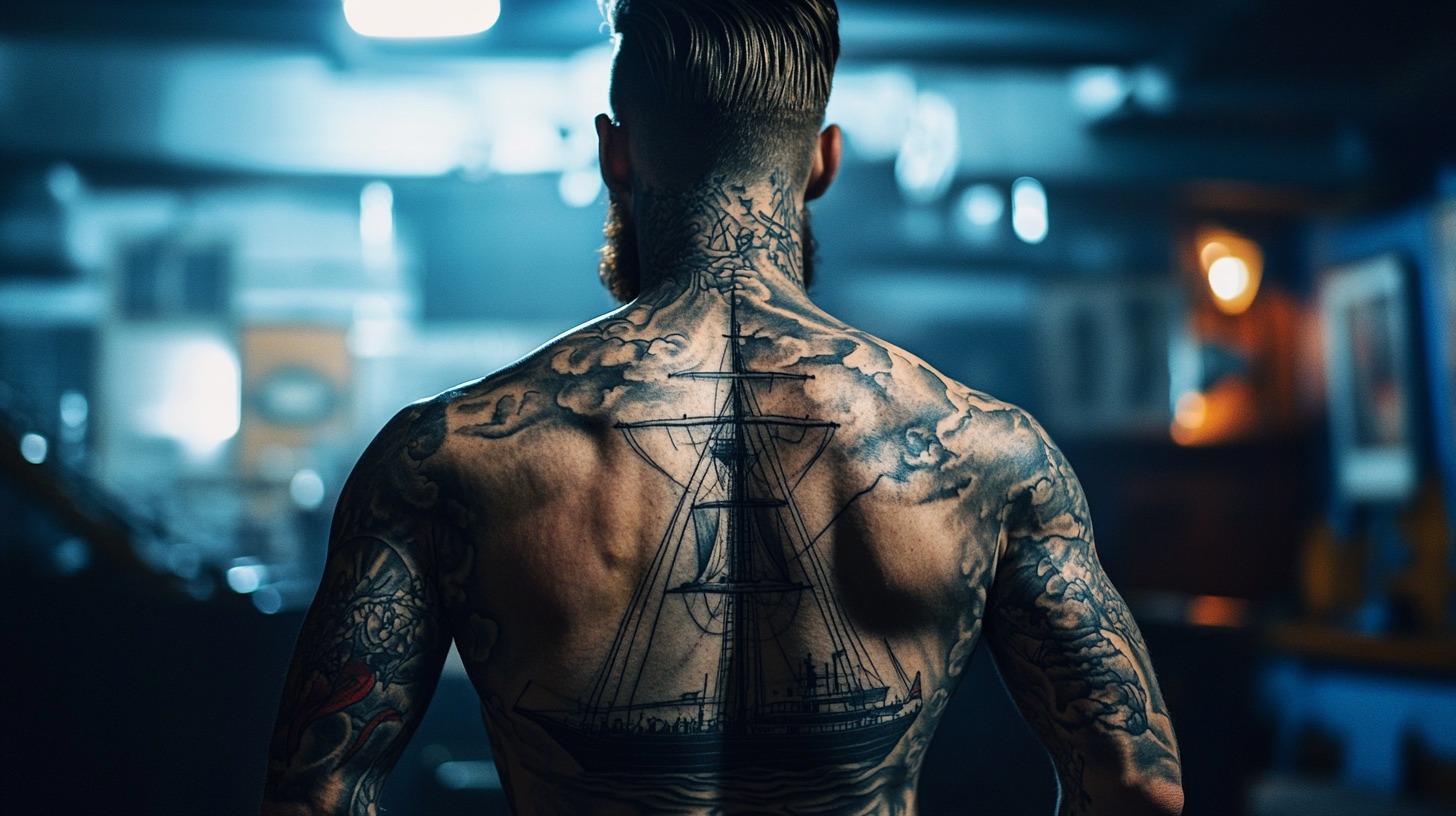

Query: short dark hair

[601,0,840,183]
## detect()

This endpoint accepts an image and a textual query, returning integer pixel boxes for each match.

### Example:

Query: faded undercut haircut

[601,0,840,185]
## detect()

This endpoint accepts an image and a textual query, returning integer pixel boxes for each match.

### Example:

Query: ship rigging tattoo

[512,288,924,776]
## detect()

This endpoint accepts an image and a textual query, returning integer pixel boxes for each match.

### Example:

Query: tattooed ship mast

[515,296,922,775]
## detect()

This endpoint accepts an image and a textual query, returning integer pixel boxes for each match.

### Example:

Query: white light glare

[358,180,393,249]
[226,562,267,594]
[20,433,49,464]
[1011,177,1049,244]
[344,0,501,39]
[136,337,241,459]
[1207,256,1251,302]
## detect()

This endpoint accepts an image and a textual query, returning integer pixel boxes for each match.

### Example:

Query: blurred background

[1,0,1454,814]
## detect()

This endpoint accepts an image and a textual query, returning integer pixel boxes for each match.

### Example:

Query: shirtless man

[261,1,1183,813]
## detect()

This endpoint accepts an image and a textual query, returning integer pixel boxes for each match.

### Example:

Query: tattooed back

[395,275,1060,814]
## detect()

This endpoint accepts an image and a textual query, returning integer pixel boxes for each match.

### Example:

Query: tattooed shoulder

[328,393,470,551]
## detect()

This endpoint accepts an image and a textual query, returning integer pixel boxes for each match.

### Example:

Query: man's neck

[633,170,810,304]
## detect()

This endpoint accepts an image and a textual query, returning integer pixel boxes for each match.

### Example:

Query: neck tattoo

[634,170,810,298]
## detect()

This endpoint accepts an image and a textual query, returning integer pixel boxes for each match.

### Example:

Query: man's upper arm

[263,402,456,816]
[983,421,1182,816]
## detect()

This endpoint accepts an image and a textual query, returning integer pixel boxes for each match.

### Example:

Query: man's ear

[804,124,842,202]
[596,113,632,195]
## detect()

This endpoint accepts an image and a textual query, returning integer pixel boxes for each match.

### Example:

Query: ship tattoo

[514,294,923,776]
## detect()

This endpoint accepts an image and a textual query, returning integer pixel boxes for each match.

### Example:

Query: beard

[597,194,817,304]
[597,195,640,303]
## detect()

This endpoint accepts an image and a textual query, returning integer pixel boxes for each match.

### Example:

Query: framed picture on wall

[1319,253,1419,503]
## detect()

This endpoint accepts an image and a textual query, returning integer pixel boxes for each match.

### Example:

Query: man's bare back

[264,178,1180,815]
[262,2,1180,813]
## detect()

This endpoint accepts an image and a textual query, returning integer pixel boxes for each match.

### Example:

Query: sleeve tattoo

[984,430,1182,815]
[263,405,454,816]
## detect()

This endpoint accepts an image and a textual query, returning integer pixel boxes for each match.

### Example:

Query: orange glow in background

[1197,228,1264,316]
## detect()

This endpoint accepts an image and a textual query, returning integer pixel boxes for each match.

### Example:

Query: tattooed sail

[515,306,922,775]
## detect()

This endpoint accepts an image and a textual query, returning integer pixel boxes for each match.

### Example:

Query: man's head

[600,0,840,185]
[595,0,842,302]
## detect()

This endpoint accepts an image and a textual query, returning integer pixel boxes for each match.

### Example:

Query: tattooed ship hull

[516,704,921,775]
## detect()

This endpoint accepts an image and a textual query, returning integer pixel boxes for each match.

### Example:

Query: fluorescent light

[1011,177,1048,244]
[344,0,501,39]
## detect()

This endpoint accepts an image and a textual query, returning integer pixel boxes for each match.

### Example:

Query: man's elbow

[1103,772,1184,816]
[1133,775,1184,816]
[1076,767,1183,816]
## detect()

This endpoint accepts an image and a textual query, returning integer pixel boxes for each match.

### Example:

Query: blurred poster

[240,325,351,478]
[1320,255,1417,503]
[1346,292,1407,449]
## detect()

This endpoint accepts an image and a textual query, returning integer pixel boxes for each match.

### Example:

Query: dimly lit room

[1,1,1453,814]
